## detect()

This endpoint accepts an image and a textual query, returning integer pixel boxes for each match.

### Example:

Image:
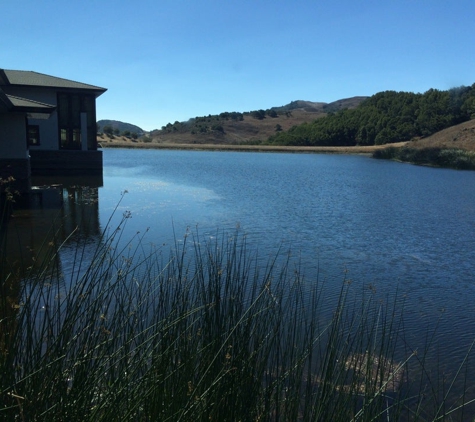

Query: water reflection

[1,176,102,276]
[0,176,102,345]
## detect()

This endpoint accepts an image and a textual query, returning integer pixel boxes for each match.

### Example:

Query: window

[27,125,40,146]
[57,93,97,150]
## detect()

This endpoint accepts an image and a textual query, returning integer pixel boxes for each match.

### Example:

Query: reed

[0,188,474,421]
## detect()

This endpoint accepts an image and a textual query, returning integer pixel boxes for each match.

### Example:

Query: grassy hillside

[268,86,475,147]
[97,119,144,136]
[144,97,366,145]
[98,88,475,170]
[404,119,475,151]
[373,119,475,169]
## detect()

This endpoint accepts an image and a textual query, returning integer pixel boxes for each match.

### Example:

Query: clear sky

[2,0,475,131]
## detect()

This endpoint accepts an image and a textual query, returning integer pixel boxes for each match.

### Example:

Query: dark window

[57,93,97,150]
[82,96,96,149]
[27,125,40,146]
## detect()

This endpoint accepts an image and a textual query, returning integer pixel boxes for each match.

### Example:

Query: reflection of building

[0,180,103,361]
[1,181,101,277]
[0,69,106,189]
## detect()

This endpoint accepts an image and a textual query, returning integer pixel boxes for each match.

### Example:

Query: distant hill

[323,96,370,113]
[139,97,367,145]
[269,86,475,147]
[271,97,367,113]
[97,120,144,135]
[271,100,327,113]
[98,88,475,169]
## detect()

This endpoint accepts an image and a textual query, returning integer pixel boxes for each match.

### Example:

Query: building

[0,69,106,187]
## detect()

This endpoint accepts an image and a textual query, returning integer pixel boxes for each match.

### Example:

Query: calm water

[6,148,475,389]
[99,149,475,364]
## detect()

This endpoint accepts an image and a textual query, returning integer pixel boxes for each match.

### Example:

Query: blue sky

[2,0,475,131]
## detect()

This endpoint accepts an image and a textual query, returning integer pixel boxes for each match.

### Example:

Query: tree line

[101,125,139,139]
[267,84,475,146]
[156,108,282,136]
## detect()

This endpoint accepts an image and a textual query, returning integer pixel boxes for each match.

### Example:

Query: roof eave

[93,88,107,98]
[5,94,56,115]
[1,69,107,94]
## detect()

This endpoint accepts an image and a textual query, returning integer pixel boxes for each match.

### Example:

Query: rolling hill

[144,97,367,145]
[404,119,475,151]
[98,91,475,170]
[97,120,144,136]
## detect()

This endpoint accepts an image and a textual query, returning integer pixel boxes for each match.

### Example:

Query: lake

[100,149,475,362]
[4,148,475,404]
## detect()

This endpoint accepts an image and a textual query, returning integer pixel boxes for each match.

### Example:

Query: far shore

[98,140,408,154]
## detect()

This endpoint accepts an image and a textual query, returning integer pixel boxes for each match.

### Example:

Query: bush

[373,147,475,170]
[211,124,224,133]
[103,125,113,137]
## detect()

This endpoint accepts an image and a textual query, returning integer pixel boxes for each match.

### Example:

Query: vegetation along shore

[2,191,475,420]
[98,84,475,170]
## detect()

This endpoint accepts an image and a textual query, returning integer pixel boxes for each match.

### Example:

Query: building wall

[0,113,28,158]
[29,112,59,150]
[1,86,99,152]
[0,84,102,184]
[2,86,59,150]
[0,112,30,185]
[29,150,103,175]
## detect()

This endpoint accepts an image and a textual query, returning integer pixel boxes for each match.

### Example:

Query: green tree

[268,85,475,147]
[103,125,113,136]
[211,124,224,133]
[251,110,266,120]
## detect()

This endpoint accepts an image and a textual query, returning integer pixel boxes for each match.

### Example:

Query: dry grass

[100,137,408,154]
[96,111,324,146]
[98,97,367,147]
[155,110,327,144]
[406,119,475,151]
[98,115,475,156]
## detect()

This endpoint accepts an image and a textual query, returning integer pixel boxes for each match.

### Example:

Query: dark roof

[0,86,55,115]
[6,94,56,113]
[0,69,106,96]
[0,87,12,113]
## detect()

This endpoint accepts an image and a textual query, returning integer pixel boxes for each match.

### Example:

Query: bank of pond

[373,146,475,170]
[101,142,475,171]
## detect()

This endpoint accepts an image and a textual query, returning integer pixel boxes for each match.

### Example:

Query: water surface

[98,149,475,366]
[5,148,473,388]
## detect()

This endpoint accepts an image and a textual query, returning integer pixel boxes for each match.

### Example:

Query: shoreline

[98,141,408,155]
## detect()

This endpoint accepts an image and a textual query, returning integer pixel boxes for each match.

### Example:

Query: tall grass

[1,188,474,421]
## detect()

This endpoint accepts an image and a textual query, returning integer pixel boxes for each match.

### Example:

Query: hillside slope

[405,119,475,151]
[146,97,366,145]
[372,119,475,170]
[97,120,144,135]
